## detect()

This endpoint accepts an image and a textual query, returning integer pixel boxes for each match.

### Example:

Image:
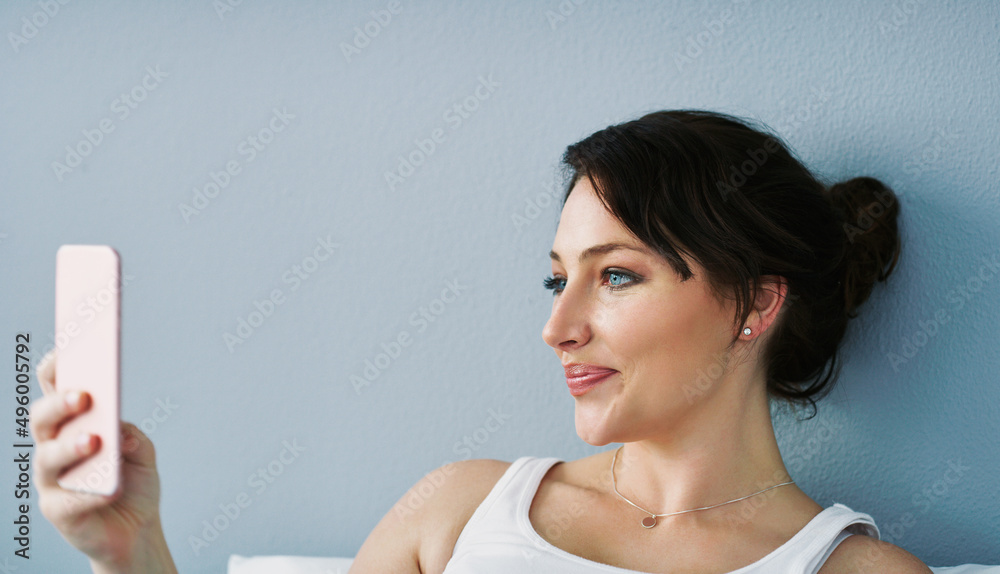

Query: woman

[32,110,932,573]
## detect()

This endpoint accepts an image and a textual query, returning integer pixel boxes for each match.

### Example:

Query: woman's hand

[30,349,177,574]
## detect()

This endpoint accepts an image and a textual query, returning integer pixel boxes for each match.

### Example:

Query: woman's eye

[543,275,566,294]
[542,269,638,296]
[606,270,634,288]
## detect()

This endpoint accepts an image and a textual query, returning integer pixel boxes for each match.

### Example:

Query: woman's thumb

[119,422,157,469]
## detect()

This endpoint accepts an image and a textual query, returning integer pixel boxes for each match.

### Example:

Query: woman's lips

[566,369,617,396]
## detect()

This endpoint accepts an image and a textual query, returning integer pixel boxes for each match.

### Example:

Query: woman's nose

[542,291,591,350]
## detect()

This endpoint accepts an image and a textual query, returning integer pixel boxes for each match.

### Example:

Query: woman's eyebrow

[549,242,653,263]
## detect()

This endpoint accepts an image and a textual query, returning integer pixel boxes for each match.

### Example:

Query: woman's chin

[573,405,615,446]
[577,433,614,447]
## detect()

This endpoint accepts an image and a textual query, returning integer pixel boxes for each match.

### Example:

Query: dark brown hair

[559,109,901,419]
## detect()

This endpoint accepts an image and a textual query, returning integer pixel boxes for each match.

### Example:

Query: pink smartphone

[54,245,121,496]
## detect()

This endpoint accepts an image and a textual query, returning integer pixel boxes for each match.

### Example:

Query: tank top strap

[787,502,881,573]
[828,502,880,538]
[450,456,562,558]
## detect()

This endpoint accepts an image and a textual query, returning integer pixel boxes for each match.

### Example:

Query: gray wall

[2,1,998,571]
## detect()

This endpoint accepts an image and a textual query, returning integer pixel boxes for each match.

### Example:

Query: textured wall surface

[2,1,998,571]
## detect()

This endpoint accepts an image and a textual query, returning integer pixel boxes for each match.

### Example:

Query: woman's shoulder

[411,458,516,572]
[351,458,517,573]
[410,458,516,526]
[818,534,933,573]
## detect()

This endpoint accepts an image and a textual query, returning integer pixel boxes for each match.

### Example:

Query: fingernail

[66,391,83,409]
[76,433,93,453]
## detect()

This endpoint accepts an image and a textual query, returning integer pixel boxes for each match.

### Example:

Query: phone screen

[54,245,121,495]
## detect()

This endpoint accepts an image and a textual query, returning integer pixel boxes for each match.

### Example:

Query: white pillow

[929,566,1000,573]
[228,554,354,574]
[227,555,998,574]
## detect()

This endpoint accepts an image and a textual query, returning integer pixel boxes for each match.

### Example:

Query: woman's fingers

[30,390,94,491]
[35,431,99,488]
[37,349,57,395]
[29,390,90,442]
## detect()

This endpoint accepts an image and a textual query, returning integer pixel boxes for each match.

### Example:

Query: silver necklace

[610,445,796,529]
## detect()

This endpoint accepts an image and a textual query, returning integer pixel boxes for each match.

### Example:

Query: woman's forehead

[553,181,630,247]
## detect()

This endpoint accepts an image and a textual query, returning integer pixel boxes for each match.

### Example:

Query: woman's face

[542,177,742,446]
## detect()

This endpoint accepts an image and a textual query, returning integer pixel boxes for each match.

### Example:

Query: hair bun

[826,177,902,318]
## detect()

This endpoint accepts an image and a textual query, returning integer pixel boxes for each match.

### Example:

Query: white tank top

[442,456,880,574]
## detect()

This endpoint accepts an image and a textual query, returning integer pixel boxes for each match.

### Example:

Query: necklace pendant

[641,516,657,528]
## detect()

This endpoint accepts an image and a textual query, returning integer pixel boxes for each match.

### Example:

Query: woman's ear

[747,275,789,336]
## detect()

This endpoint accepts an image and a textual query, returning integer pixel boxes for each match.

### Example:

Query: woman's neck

[610,377,792,522]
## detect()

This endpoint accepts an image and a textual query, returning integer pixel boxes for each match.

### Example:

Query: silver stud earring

[743,327,752,336]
